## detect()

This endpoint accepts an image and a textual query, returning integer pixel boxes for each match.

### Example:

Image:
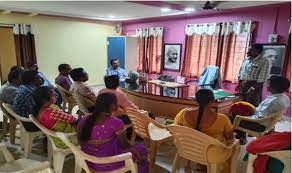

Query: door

[107,36,125,68]
[0,27,17,84]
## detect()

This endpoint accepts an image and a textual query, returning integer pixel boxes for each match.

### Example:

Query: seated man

[106,59,128,80]
[55,63,72,91]
[70,68,96,103]
[99,75,138,117]
[0,69,24,104]
[232,75,290,144]
[13,70,43,132]
[27,61,53,88]
[27,61,63,105]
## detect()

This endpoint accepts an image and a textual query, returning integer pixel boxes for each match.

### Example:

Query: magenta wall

[122,3,291,116]
[122,3,291,77]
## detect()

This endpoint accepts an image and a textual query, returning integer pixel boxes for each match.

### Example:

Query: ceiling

[0,1,286,22]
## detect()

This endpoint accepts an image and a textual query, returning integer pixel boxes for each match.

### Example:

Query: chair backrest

[72,91,94,114]
[263,110,284,133]
[56,84,71,103]
[56,132,136,173]
[198,65,221,89]
[125,108,153,140]
[0,101,14,120]
[167,125,225,165]
[1,103,32,125]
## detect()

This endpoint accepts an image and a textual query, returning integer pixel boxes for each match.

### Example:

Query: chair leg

[1,116,8,141]
[47,140,53,164]
[23,133,32,158]
[207,163,217,173]
[9,120,17,144]
[53,152,66,173]
[130,131,137,145]
[74,159,82,173]
[68,103,74,114]
[150,140,159,169]
[171,152,180,173]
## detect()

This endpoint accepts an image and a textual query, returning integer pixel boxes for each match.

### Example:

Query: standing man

[237,44,270,106]
[106,59,128,80]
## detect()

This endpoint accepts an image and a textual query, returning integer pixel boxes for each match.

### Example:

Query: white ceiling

[170,1,287,10]
[0,1,286,21]
[0,1,187,21]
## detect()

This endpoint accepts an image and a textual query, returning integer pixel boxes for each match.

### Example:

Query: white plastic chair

[56,84,76,114]
[247,150,291,173]
[72,91,95,115]
[29,115,74,173]
[1,103,43,157]
[0,143,54,173]
[125,108,172,169]
[233,110,284,137]
[56,132,137,173]
[0,101,18,144]
[168,125,240,173]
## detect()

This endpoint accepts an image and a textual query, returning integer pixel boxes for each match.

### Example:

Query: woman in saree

[77,92,149,173]
[174,89,239,173]
[33,86,78,148]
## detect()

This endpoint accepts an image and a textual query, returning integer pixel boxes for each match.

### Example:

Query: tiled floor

[0,85,290,172]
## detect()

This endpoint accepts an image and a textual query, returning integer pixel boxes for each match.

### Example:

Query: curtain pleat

[136,27,163,74]
[13,24,36,67]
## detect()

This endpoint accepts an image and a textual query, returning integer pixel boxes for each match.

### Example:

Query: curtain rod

[0,23,14,27]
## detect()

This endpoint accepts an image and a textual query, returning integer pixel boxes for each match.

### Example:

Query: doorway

[0,26,17,85]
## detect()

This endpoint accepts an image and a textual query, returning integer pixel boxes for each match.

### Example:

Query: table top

[120,80,240,103]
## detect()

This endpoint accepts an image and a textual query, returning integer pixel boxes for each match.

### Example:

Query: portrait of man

[163,44,182,71]
[262,45,286,75]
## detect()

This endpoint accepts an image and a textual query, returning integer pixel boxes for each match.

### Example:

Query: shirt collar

[268,93,285,97]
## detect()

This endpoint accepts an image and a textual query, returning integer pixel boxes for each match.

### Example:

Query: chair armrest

[0,143,15,162]
[17,116,33,122]
[233,115,263,128]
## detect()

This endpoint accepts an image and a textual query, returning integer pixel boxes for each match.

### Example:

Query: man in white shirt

[236,75,290,144]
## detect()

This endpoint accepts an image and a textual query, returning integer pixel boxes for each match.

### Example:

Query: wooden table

[120,81,241,119]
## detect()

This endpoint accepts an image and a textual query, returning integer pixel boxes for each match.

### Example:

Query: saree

[38,107,78,148]
[78,116,149,173]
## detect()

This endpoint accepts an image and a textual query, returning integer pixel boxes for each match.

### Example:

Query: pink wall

[122,3,291,77]
[122,3,291,116]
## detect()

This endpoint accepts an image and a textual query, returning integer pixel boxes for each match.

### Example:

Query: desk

[120,81,241,119]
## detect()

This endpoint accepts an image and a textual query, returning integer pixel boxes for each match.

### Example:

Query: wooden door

[0,27,17,84]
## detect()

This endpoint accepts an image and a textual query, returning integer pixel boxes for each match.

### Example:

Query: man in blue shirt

[13,70,43,132]
[106,59,128,79]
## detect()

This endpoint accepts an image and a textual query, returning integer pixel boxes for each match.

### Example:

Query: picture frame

[163,87,179,98]
[261,44,286,75]
[163,43,182,71]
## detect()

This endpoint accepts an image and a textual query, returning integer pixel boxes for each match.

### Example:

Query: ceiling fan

[201,1,223,11]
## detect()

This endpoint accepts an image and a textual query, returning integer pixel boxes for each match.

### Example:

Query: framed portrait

[261,44,286,75]
[163,43,182,71]
[163,87,179,98]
